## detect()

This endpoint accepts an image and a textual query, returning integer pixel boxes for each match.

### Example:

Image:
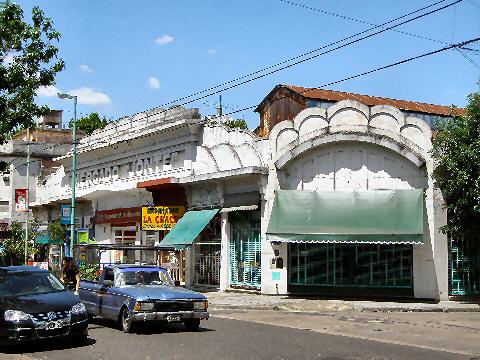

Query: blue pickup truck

[79,265,208,333]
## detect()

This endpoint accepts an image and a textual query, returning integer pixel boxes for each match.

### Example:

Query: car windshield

[0,271,65,297]
[115,270,173,287]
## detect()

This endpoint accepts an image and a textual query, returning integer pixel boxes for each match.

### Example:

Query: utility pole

[219,95,223,117]
[24,128,30,265]
[58,93,77,259]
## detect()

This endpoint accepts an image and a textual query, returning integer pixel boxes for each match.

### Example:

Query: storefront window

[289,243,413,289]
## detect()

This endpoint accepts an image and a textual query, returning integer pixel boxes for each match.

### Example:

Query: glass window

[115,270,173,287]
[0,272,65,297]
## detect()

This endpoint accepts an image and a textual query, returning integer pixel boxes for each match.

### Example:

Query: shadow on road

[90,317,214,335]
[1,337,96,354]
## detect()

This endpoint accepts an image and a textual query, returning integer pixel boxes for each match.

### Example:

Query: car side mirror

[174,280,180,287]
[103,279,114,287]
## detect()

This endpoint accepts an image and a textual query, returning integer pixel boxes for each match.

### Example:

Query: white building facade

[34,88,454,300]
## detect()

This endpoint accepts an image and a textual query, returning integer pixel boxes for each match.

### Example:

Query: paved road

[2,311,479,360]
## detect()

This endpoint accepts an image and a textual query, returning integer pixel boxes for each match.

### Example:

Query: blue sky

[19,0,480,129]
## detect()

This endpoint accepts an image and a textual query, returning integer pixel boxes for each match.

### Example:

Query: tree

[48,219,66,243]
[2,220,39,265]
[224,119,248,130]
[0,1,64,144]
[69,112,109,135]
[432,90,480,255]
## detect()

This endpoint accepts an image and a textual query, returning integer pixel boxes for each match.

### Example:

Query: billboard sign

[15,189,28,212]
[141,206,186,230]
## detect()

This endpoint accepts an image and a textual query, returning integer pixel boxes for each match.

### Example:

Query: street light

[58,92,77,259]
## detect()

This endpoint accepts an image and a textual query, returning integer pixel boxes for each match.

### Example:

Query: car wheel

[120,308,134,333]
[184,319,200,331]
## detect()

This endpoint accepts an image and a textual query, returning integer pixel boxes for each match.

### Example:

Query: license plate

[45,321,63,330]
[165,315,181,322]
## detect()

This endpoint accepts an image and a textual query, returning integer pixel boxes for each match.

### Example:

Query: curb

[209,304,480,313]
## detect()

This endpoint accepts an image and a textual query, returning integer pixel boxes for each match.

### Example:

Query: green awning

[35,235,63,244]
[266,189,424,244]
[158,209,219,250]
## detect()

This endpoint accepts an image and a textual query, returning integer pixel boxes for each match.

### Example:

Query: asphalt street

[1,311,479,360]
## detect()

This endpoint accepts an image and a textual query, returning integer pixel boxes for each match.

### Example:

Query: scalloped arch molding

[270,100,433,169]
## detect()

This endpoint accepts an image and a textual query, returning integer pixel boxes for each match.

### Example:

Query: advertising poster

[61,205,71,224]
[77,229,89,245]
[15,189,28,212]
[141,206,186,230]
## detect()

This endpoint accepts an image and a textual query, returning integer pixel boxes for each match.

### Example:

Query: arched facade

[262,101,448,300]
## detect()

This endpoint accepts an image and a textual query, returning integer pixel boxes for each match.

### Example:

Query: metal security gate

[450,238,480,296]
[229,211,261,289]
[288,243,413,296]
[194,244,221,286]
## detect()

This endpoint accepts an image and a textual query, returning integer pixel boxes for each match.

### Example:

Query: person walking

[60,257,80,295]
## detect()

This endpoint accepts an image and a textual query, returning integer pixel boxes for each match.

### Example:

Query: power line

[137,0,455,114]
[169,0,463,110]
[224,37,480,116]
[277,0,450,45]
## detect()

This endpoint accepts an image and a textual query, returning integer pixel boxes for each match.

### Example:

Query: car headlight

[193,300,208,311]
[70,302,86,315]
[4,310,31,322]
[134,302,155,312]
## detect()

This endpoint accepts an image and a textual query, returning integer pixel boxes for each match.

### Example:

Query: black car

[0,266,88,346]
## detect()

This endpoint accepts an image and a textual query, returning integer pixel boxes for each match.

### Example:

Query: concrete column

[433,187,449,300]
[185,248,195,286]
[219,211,230,291]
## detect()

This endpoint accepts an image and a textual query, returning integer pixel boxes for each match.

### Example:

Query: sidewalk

[203,290,480,312]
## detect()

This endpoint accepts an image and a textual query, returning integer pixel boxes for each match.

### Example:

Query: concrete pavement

[203,290,480,312]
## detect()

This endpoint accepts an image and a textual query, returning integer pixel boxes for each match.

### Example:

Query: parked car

[0,266,88,346]
[79,265,209,333]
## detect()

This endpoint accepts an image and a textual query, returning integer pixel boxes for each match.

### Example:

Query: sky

[17,0,480,129]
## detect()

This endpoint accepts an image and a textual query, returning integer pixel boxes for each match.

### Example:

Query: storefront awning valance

[266,189,424,244]
[158,209,219,250]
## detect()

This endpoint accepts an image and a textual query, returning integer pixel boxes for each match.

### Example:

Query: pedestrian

[60,257,80,295]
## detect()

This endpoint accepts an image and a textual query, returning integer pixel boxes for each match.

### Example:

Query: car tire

[184,319,200,331]
[120,308,134,333]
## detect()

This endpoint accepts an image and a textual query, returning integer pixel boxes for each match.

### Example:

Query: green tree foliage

[432,90,480,253]
[0,1,65,144]
[48,219,66,243]
[79,263,100,281]
[224,119,248,130]
[69,112,110,136]
[2,220,39,265]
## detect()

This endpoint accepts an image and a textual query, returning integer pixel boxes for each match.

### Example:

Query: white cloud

[36,85,61,97]
[69,87,111,105]
[79,64,95,74]
[154,34,174,45]
[2,53,15,65]
[207,49,217,55]
[148,77,160,89]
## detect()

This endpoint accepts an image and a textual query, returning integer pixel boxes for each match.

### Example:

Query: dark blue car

[0,266,88,346]
[79,265,209,333]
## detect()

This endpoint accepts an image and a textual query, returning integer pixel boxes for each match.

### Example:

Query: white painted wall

[263,101,443,299]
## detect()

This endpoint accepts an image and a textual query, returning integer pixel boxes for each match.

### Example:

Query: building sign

[95,207,141,225]
[141,206,186,230]
[77,228,89,245]
[33,262,49,270]
[61,205,71,225]
[15,189,28,212]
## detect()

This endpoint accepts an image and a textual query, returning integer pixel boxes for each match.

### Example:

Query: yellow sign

[141,206,186,230]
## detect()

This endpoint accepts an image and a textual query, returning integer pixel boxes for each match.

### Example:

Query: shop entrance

[229,211,261,289]
[112,227,136,263]
[288,243,414,296]
[193,214,221,286]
